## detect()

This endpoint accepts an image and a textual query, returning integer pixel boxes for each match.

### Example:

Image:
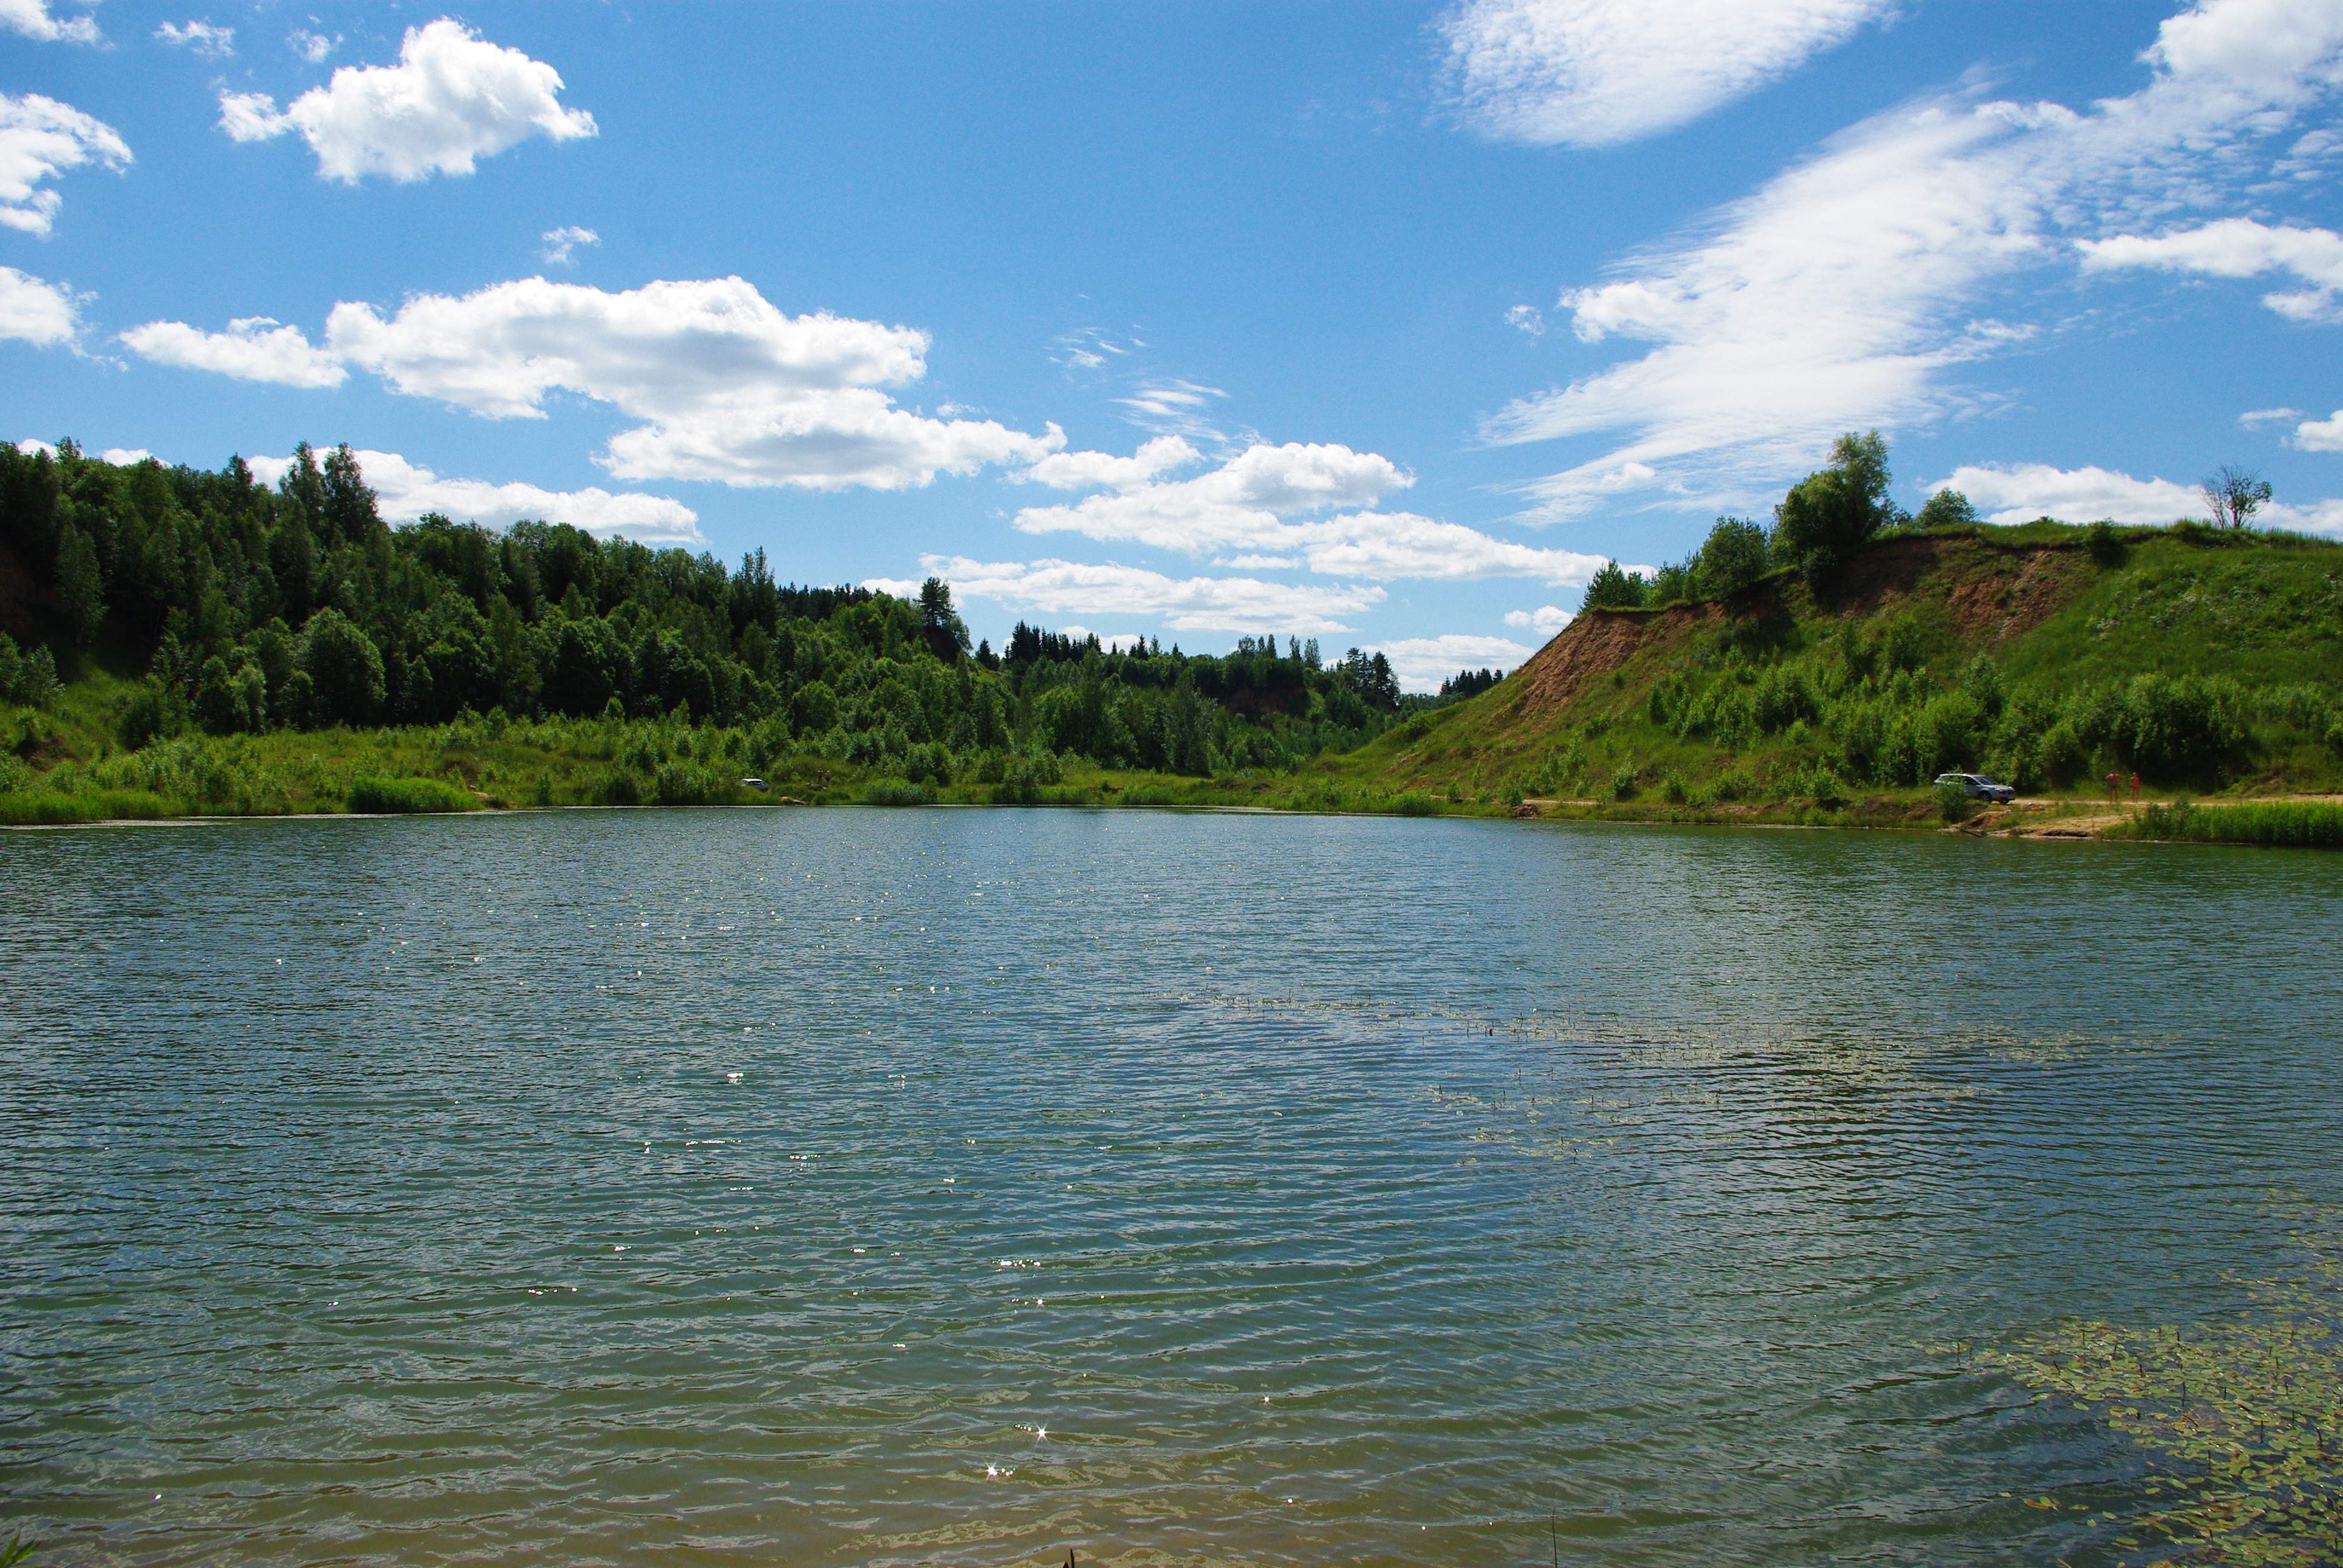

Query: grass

[347,775,480,814]
[862,779,937,806]
[0,788,175,826]
[2109,799,2343,849]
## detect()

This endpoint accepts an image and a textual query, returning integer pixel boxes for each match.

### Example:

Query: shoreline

[11,791,2340,846]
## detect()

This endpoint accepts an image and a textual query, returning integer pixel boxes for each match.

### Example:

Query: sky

[4,0,2340,688]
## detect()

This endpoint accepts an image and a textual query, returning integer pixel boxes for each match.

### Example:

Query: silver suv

[1934,771,2014,803]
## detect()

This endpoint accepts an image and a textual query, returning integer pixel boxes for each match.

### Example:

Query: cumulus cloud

[2081,218,2343,322]
[218,19,595,183]
[119,316,347,388]
[0,0,97,44]
[1935,463,2203,525]
[539,224,598,265]
[156,20,234,56]
[140,275,1063,492]
[1019,435,1199,491]
[1506,303,1545,336]
[909,555,1384,634]
[1941,459,2343,534]
[0,93,131,237]
[1504,604,1576,635]
[1015,442,1408,552]
[1441,0,1890,148]
[1488,0,2343,519]
[1012,442,1608,584]
[1371,634,1538,693]
[246,447,700,542]
[289,28,338,64]
[2295,410,2343,450]
[0,266,79,344]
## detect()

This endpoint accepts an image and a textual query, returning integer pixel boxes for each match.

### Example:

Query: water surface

[3,809,2338,1566]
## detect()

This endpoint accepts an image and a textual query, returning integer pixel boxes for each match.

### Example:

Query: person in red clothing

[2106,771,2120,802]
[2131,771,2141,800]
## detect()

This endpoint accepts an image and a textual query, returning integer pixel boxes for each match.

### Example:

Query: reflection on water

[1,810,2339,1566]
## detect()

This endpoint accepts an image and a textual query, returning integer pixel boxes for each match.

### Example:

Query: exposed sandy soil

[1502,601,1725,728]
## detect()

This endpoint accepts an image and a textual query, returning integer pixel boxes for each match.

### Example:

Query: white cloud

[1487,0,2343,519]
[1506,303,1545,336]
[99,447,152,465]
[2080,218,2343,322]
[246,448,701,542]
[120,275,1066,492]
[0,266,79,344]
[1015,442,1410,553]
[219,19,595,183]
[2295,409,2343,450]
[1019,434,1199,491]
[289,28,338,64]
[2240,406,2302,426]
[119,316,347,388]
[1293,512,1609,585]
[1505,604,1576,634]
[0,93,131,237]
[156,20,234,56]
[1115,379,1229,442]
[911,555,1383,634]
[1936,462,2205,524]
[1012,442,1606,584]
[1371,634,1538,693]
[1441,0,1890,148]
[0,0,97,44]
[539,224,598,265]
[1942,459,2343,535]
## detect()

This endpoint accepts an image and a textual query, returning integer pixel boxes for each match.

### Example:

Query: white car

[1934,771,2014,803]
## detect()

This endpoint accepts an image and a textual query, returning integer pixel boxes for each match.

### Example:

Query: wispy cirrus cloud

[1487,0,2343,521]
[1440,0,1892,148]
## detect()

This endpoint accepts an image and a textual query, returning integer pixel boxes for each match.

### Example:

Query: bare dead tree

[2201,464,2273,529]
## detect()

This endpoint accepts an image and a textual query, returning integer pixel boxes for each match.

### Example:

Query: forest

[0,439,1476,796]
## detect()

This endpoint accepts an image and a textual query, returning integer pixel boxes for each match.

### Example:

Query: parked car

[1933,771,2014,803]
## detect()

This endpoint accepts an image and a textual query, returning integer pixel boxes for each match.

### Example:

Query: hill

[1292,520,2343,824]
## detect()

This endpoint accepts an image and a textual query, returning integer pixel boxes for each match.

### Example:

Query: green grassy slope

[1282,523,2343,823]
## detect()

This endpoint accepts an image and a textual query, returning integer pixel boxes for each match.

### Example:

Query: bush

[863,779,936,806]
[2086,518,2125,566]
[1609,763,1640,800]
[1935,778,1976,822]
[1392,793,1442,815]
[347,775,477,814]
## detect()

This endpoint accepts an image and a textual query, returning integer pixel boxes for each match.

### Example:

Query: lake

[2,808,2338,1566]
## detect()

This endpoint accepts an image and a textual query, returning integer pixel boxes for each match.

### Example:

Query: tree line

[0,440,1447,778]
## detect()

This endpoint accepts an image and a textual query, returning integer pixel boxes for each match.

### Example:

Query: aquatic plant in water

[1985,1204,2343,1563]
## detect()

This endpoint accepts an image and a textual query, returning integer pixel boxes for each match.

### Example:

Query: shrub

[1609,763,1640,800]
[864,779,936,806]
[2086,518,2125,566]
[1935,778,1976,822]
[347,775,477,814]
[1661,771,1689,803]
[1392,793,1442,815]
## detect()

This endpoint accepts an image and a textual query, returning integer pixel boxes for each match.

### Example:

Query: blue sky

[4,0,2339,686]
